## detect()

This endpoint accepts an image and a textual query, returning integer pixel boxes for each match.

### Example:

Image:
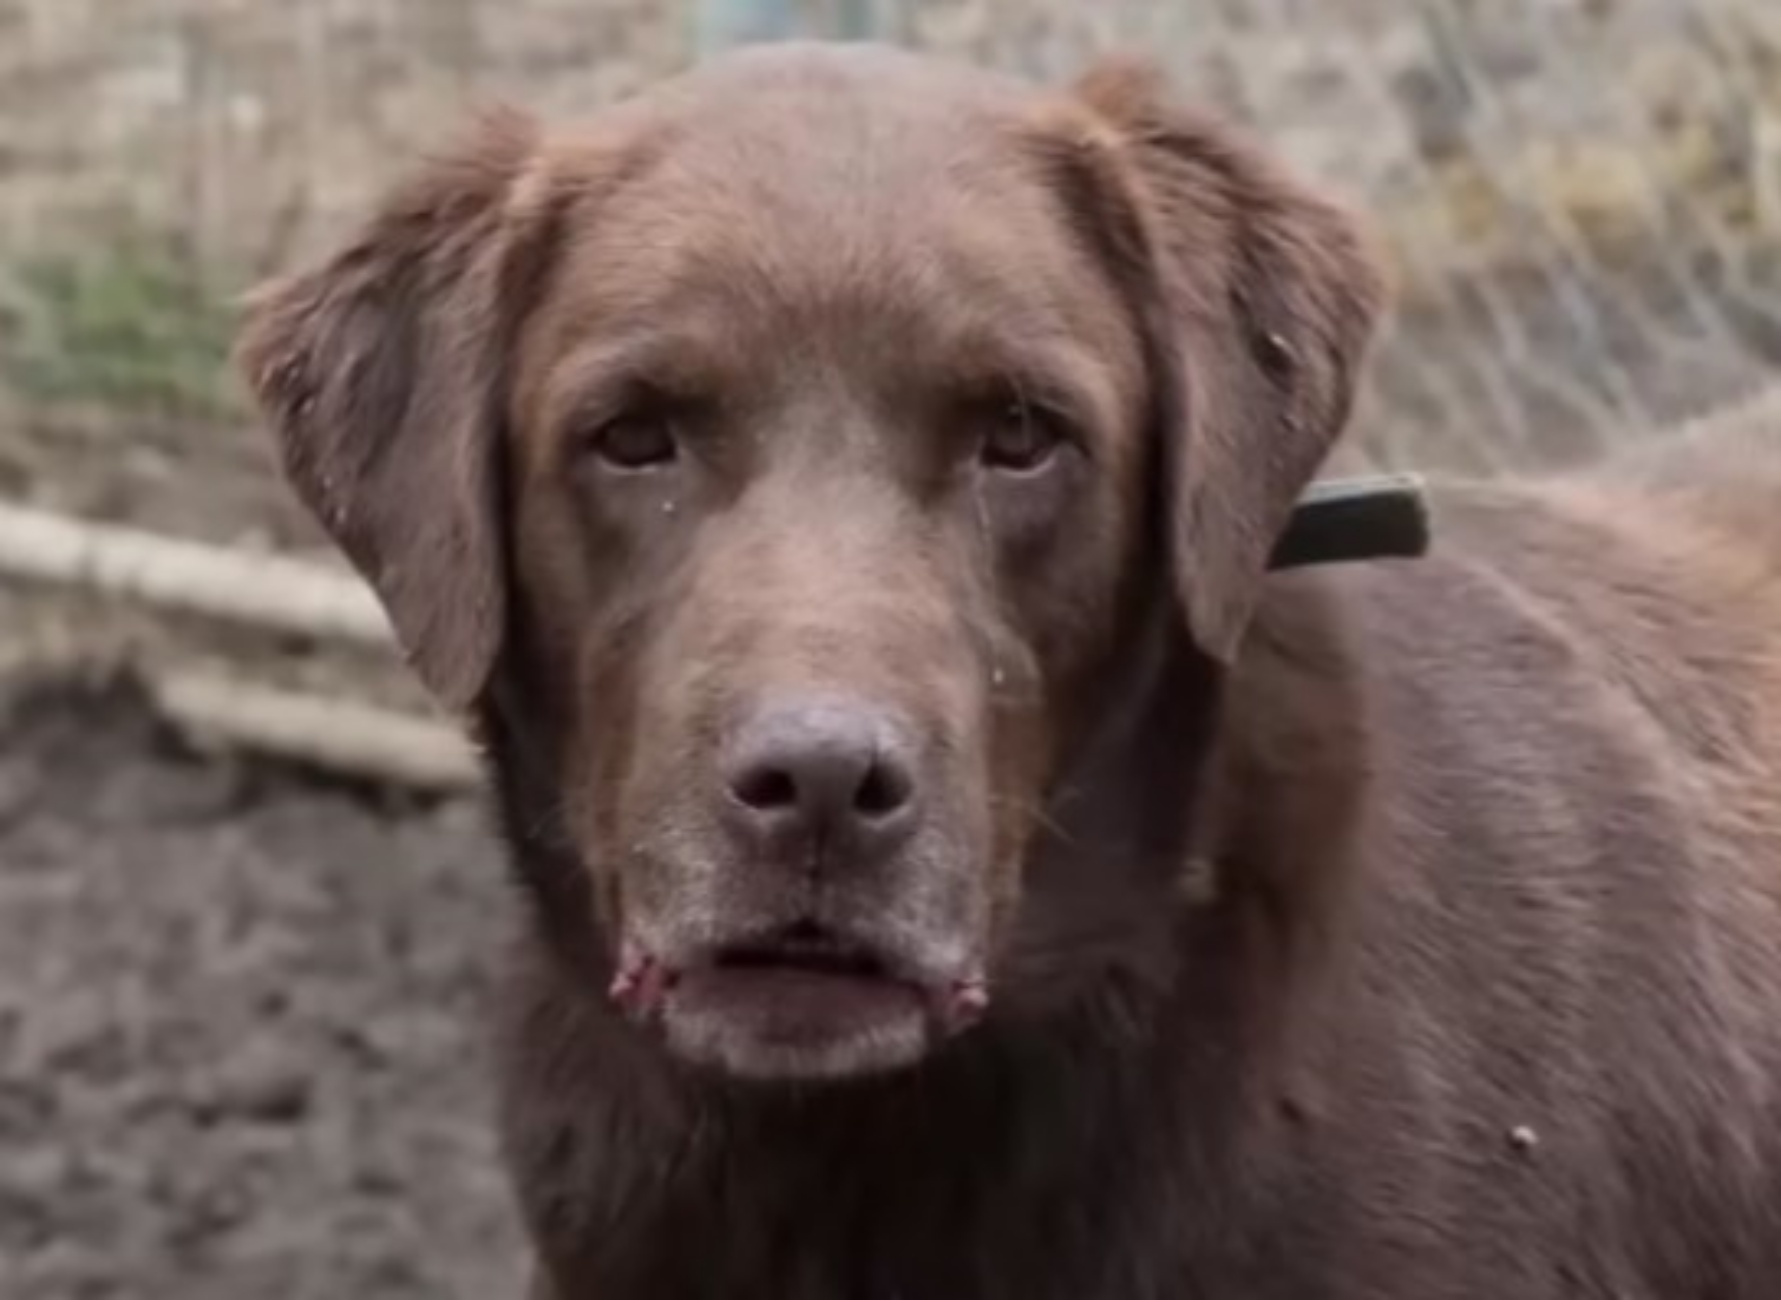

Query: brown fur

[237,42,1781,1299]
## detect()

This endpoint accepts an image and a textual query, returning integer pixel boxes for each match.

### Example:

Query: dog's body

[492,409,1781,1299]
[237,43,1781,1299]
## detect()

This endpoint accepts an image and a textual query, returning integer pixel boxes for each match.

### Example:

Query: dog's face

[499,58,1152,1080]
[238,45,1382,1083]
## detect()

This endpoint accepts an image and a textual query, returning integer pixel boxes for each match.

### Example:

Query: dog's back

[1597,386,1781,574]
[1228,394,1781,1295]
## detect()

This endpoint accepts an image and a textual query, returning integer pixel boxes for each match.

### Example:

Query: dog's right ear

[235,109,551,713]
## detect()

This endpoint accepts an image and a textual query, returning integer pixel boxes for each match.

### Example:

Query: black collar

[1269,472,1431,571]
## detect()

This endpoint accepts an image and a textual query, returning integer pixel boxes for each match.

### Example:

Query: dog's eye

[978,399,1062,474]
[587,411,679,471]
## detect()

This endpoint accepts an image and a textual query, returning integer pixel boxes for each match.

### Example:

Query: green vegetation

[0,239,242,422]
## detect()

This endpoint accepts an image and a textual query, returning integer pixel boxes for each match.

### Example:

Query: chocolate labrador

[235,41,1781,1300]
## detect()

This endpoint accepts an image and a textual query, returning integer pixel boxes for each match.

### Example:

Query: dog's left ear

[1063,59,1387,663]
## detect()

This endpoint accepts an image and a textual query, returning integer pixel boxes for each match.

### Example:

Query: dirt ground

[0,678,524,1299]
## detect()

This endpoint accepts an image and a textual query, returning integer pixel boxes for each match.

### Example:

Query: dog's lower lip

[688,932,948,1017]
[712,941,891,980]
[694,939,917,1008]
[670,956,930,1044]
[679,949,989,1032]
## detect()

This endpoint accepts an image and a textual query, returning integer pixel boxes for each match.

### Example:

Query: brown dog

[236,42,1781,1299]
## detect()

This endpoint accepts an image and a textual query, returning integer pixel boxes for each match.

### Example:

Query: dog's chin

[660,965,938,1082]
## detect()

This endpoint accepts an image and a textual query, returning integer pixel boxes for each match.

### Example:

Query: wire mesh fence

[1,0,1778,480]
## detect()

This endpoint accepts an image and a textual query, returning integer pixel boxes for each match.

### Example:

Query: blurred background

[1,1,1778,1297]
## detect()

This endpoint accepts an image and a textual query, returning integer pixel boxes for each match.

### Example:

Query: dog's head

[237,45,1382,1083]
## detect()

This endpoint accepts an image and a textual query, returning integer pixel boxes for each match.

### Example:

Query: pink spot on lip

[608,949,677,1022]
[937,977,990,1034]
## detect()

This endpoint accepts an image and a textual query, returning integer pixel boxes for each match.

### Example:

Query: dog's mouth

[713,922,895,980]
[610,920,988,1081]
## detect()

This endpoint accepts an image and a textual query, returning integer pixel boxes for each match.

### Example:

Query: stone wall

[3,0,1780,464]
[3,1,1774,266]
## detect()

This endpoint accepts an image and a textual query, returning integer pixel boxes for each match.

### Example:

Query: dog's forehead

[526,47,1127,377]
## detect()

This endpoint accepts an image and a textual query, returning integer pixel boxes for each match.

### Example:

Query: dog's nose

[721,695,919,861]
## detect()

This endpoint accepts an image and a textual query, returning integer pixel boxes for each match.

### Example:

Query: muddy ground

[0,679,524,1299]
